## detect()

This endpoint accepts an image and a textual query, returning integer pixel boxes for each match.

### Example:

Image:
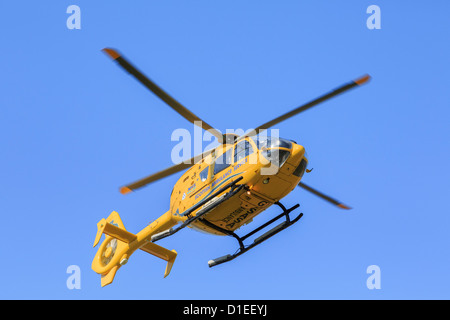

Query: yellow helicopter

[92,48,371,287]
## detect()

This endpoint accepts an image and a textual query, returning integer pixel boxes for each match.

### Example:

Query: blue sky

[0,1,449,299]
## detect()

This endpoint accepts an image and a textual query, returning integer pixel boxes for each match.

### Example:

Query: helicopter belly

[250,175,294,201]
[188,160,303,235]
[189,187,272,235]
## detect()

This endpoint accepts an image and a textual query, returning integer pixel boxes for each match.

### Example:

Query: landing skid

[205,202,303,267]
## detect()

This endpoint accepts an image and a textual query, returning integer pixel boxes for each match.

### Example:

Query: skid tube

[205,201,303,268]
[151,176,245,243]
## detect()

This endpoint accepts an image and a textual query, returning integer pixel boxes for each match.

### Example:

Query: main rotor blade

[119,149,215,194]
[102,48,223,141]
[298,182,351,210]
[250,75,371,135]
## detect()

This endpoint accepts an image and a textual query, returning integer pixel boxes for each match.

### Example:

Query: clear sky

[0,1,449,299]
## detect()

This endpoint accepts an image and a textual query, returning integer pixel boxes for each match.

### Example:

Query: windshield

[250,134,292,168]
[250,135,292,150]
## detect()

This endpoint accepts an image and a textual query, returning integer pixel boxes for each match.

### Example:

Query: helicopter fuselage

[169,136,307,235]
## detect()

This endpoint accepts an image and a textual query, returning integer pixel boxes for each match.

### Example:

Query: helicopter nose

[289,144,305,165]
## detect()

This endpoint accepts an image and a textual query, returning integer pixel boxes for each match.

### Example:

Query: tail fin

[92,211,178,287]
[93,211,136,248]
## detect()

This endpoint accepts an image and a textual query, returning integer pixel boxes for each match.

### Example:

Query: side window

[200,166,209,182]
[213,149,232,175]
[234,140,254,163]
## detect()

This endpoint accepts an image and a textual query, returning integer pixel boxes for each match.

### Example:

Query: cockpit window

[213,149,232,175]
[262,149,291,168]
[250,135,292,150]
[250,134,292,168]
[200,166,209,182]
[234,140,254,163]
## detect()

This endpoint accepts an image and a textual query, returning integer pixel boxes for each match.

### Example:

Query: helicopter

[92,48,371,287]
